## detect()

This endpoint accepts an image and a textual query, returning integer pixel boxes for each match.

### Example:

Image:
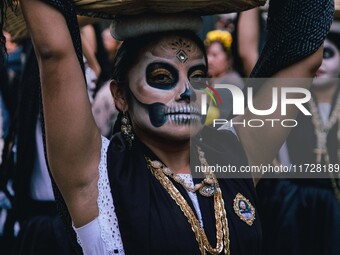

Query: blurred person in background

[0,30,100,254]
[81,23,113,91]
[232,8,267,77]
[214,13,237,33]
[92,80,119,138]
[257,21,340,255]
[0,31,14,255]
[101,27,121,65]
[205,29,244,123]
[91,27,121,138]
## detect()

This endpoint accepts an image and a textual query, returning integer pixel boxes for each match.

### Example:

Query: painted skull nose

[180,87,196,101]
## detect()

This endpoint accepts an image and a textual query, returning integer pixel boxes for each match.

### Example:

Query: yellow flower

[205,30,233,50]
[205,105,220,126]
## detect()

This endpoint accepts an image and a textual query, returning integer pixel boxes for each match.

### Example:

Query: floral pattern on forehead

[159,36,201,63]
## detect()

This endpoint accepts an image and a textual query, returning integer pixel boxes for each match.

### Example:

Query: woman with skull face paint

[14,0,333,254]
[257,22,340,255]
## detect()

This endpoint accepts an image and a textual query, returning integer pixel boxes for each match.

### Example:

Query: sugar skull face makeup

[313,39,340,88]
[126,34,207,140]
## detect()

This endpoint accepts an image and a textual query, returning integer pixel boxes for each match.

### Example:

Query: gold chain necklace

[145,147,230,255]
[309,94,340,201]
[151,149,217,197]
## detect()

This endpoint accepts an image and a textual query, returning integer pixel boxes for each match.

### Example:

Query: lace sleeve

[97,136,125,254]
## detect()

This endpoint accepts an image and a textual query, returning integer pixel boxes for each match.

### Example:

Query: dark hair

[327,32,340,52]
[111,30,208,88]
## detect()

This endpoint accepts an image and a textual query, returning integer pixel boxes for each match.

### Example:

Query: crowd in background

[1,5,340,255]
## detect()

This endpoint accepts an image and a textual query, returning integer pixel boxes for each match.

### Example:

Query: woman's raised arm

[235,47,323,166]
[20,0,101,226]
[234,0,333,167]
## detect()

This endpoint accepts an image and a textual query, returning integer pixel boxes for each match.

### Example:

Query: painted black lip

[146,102,202,127]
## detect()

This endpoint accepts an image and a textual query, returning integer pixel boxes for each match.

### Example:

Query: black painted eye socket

[146,63,178,90]
[189,65,208,90]
[190,70,207,79]
[323,47,335,59]
[190,77,207,90]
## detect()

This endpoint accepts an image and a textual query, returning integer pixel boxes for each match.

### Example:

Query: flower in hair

[205,30,233,50]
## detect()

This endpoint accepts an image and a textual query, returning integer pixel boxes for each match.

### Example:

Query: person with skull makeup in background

[7,0,333,254]
[257,20,340,255]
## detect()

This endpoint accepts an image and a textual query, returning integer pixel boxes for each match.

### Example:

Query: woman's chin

[149,123,203,142]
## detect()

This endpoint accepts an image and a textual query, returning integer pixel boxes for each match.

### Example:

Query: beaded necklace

[309,93,340,201]
[145,146,230,255]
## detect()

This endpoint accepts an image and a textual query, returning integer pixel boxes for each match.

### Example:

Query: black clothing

[258,91,340,255]
[107,127,262,255]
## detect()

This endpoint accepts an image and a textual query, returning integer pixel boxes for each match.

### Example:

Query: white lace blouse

[73,136,204,255]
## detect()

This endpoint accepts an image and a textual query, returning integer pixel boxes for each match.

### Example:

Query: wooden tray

[4,0,266,42]
[73,0,267,17]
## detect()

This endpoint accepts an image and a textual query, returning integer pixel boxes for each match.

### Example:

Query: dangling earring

[121,112,134,148]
